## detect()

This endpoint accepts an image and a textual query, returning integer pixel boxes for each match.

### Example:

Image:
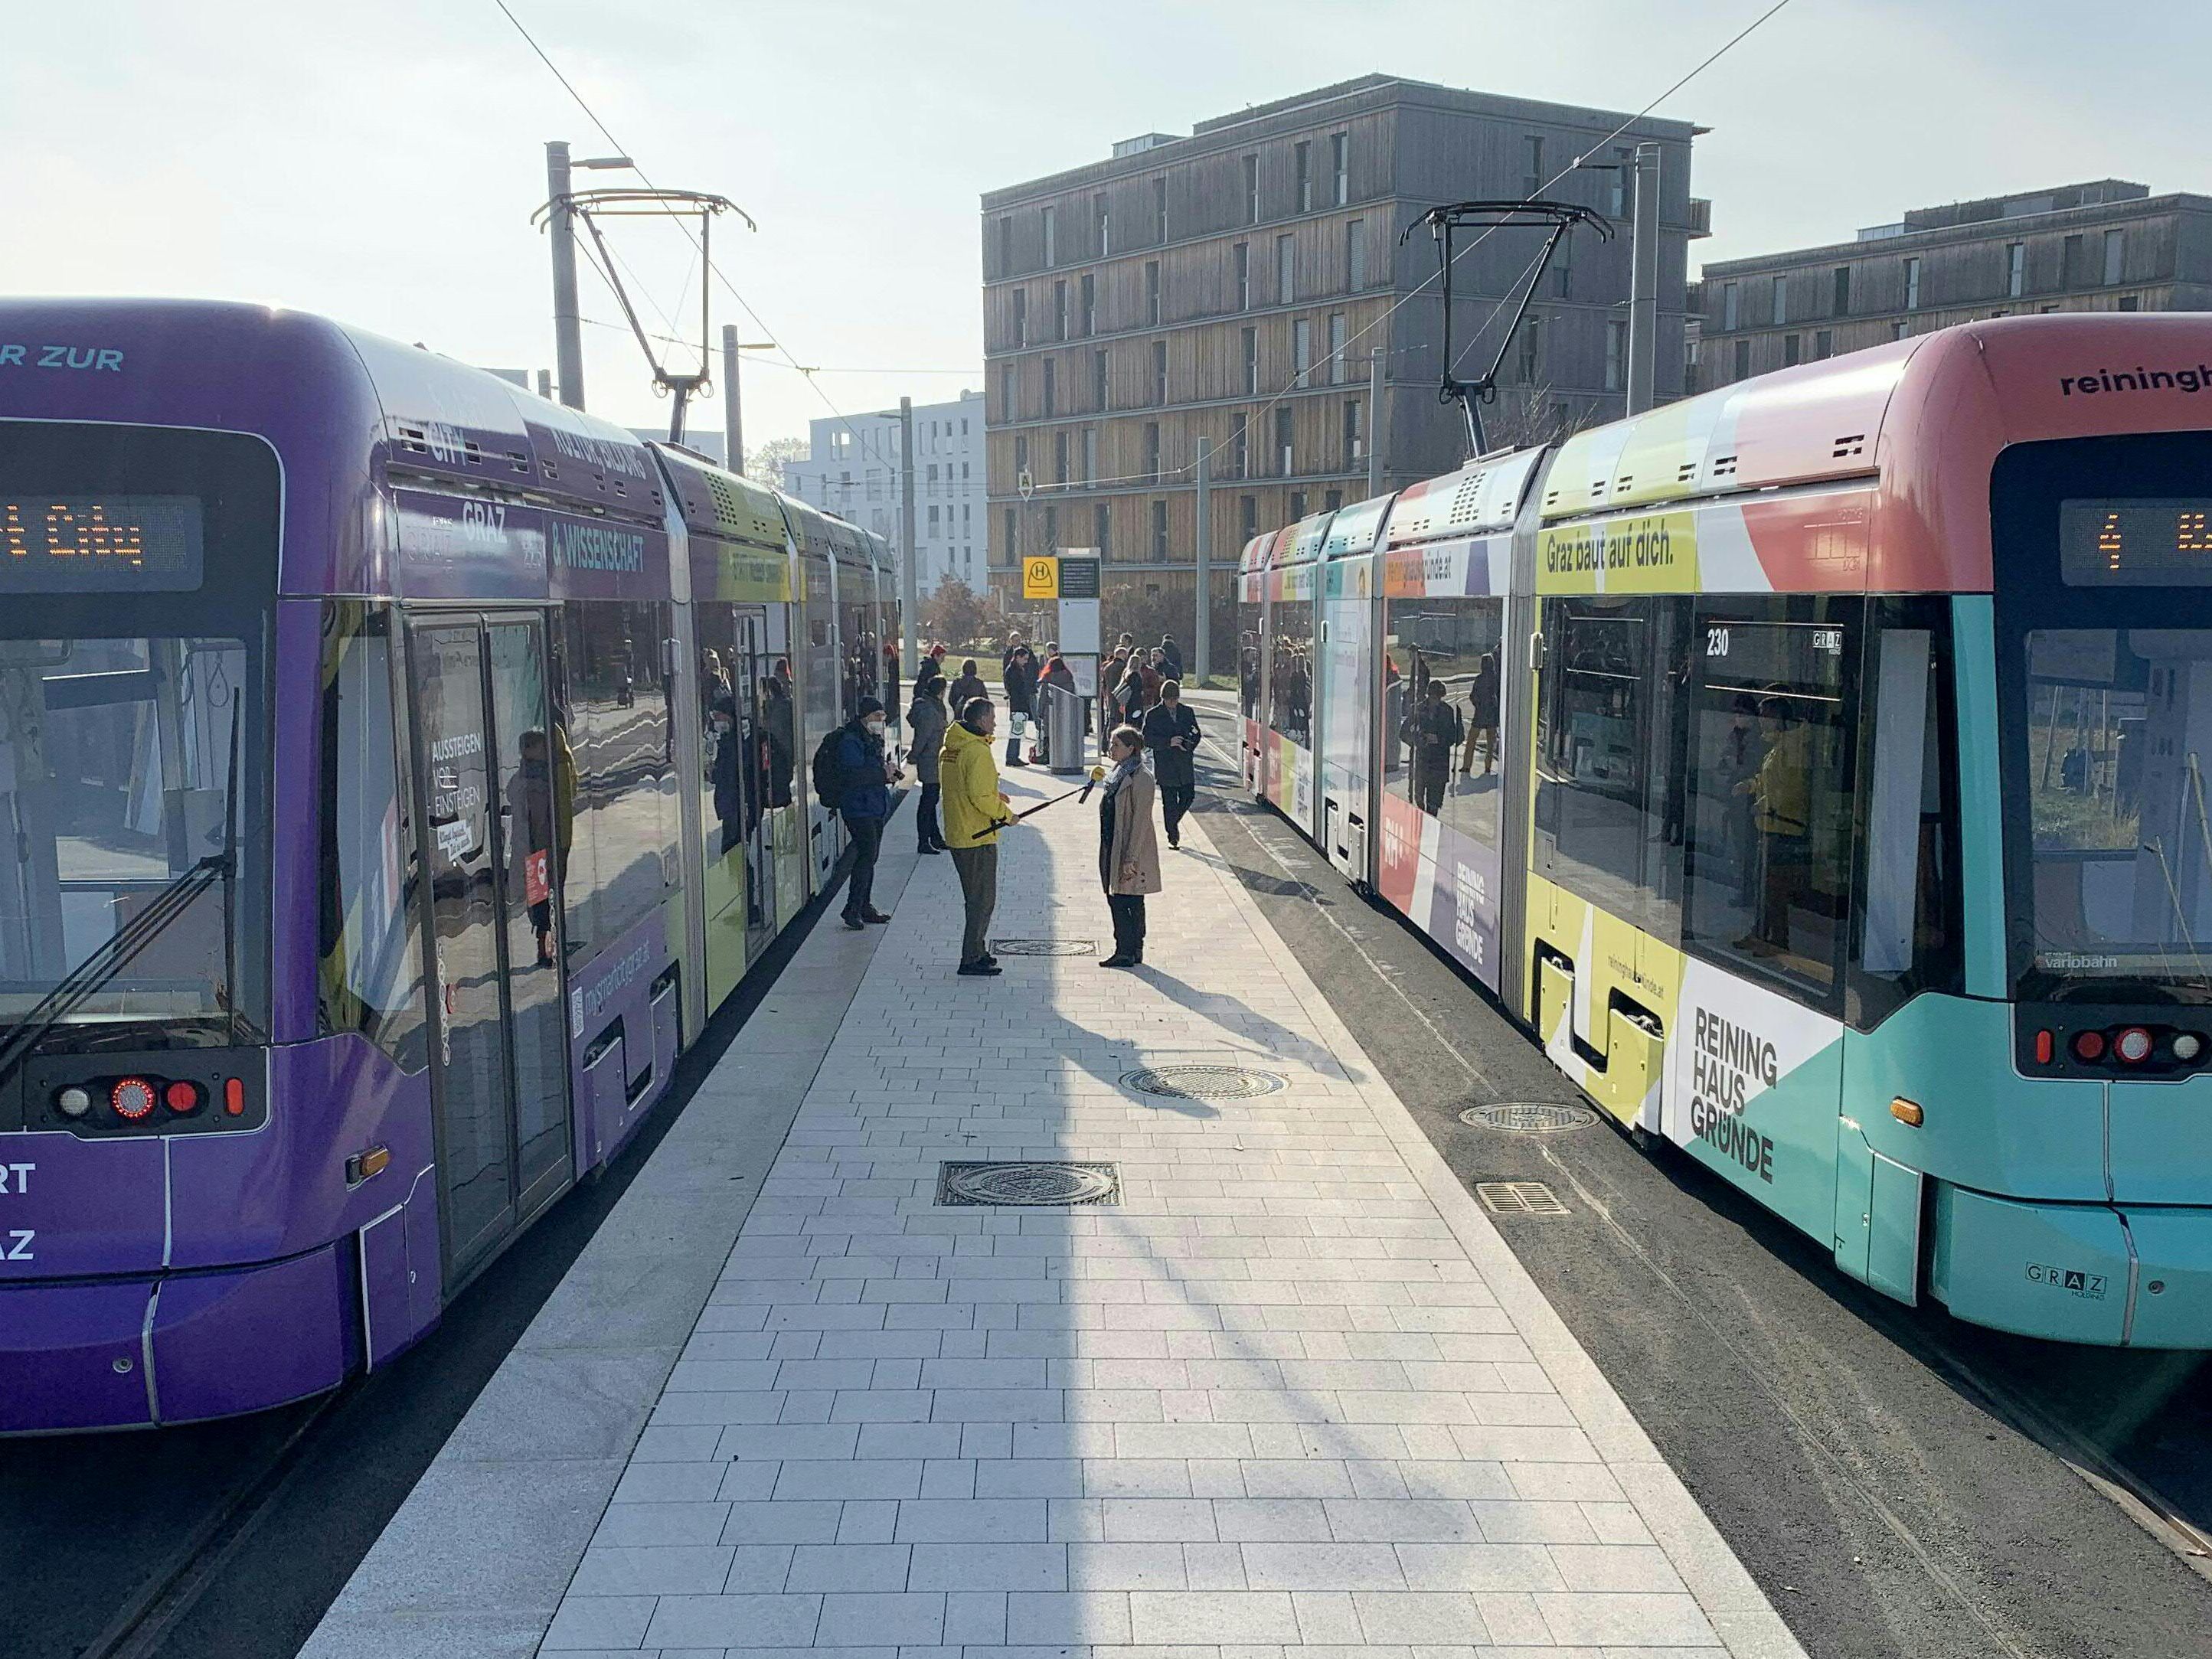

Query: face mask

[865,718,886,736]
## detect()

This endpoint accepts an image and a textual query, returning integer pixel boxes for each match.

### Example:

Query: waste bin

[1045,683,1083,776]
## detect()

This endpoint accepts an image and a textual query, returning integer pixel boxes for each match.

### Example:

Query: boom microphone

[1013,766,1108,821]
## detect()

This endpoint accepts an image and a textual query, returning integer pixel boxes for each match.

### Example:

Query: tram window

[1680,597,1861,1001]
[318,602,425,1067]
[558,600,677,968]
[1267,593,1313,746]
[1535,597,1658,925]
[1849,601,1962,1026]
[1384,596,1506,848]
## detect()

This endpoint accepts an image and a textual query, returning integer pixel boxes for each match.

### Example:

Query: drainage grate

[989,939,1096,957]
[937,1161,1121,1207]
[1475,1181,1570,1216]
[1122,1065,1287,1100]
[1459,1101,1596,1134]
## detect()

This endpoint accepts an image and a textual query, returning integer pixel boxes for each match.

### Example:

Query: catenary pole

[547,141,585,410]
[1626,142,1661,416]
[899,397,918,673]
[1194,436,1212,685]
[1367,346,1384,497]
[721,324,745,473]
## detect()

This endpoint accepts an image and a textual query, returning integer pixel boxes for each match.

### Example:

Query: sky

[8,1,2208,452]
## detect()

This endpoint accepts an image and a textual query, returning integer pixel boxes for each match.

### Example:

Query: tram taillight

[110,1078,158,1121]
[163,1080,201,1114]
[2073,1030,2107,1063]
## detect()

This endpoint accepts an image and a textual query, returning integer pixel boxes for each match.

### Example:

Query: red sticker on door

[525,848,551,907]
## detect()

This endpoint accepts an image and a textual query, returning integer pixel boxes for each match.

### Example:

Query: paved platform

[305,730,1804,1659]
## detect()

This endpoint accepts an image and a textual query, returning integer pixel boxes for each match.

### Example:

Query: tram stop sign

[1023,556,1058,599]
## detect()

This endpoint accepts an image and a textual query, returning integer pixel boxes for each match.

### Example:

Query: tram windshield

[2014,626,2212,1005]
[0,423,275,1049]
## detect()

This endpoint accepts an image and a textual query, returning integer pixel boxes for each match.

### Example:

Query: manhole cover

[1122,1065,1287,1100]
[1459,1101,1596,1133]
[1475,1181,1569,1216]
[990,939,1096,957]
[937,1161,1121,1207]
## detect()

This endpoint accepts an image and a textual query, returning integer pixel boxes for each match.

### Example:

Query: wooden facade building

[979,75,1703,649]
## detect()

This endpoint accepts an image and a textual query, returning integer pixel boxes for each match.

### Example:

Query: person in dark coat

[763,674,796,807]
[948,658,987,720]
[1002,645,1038,766]
[1141,679,1201,848]
[834,697,897,929]
[1037,652,1078,763]
[1158,634,1184,681]
[1462,652,1501,776]
[1407,678,1462,816]
[710,694,745,855]
[907,670,950,854]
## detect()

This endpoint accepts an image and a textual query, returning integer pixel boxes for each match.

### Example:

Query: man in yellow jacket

[941,695,1018,976]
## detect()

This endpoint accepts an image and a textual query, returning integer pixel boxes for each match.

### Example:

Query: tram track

[1187,722,2212,1659]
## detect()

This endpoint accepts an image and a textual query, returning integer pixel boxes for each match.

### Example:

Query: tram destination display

[0,492,204,590]
[2059,498,2212,586]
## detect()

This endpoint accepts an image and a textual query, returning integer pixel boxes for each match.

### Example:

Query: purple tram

[0,299,893,1432]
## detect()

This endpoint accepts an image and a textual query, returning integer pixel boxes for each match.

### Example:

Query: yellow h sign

[1022,555,1059,599]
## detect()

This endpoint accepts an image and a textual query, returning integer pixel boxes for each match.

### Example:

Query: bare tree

[1478,380,1588,454]
[744,435,808,492]
[920,576,992,652]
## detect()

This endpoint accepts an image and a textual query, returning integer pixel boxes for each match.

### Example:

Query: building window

[1722,280,1740,330]
[1833,265,1851,315]
[1082,426,1096,483]
[1145,423,1162,482]
[1274,406,1294,475]
[1002,506,1015,561]
[1815,328,1833,360]
[1295,140,1312,212]
[1244,152,1260,224]
[998,215,1012,276]
[1518,314,1542,383]
[1289,489,1307,521]
[1773,275,1789,327]
[1094,502,1110,560]
[1152,498,1168,558]
[1293,318,1312,387]
[1042,204,1057,268]
[1609,147,1631,217]
[1343,398,1363,468]
[1524,134,1544,198]
[2006,241,2025,299]
[1230,411,1249,478]
[1240,495,1258,540]
[1346,220,1366,289]
[1331,132,1349,205]
[1053,279,1067,341]
[1152,338,1168,404]
[998,361,1015,421]
[1325,488,1342,511]
[928,505,940,537]
[1054,430,1068,484]
[1093,348,1108,410]
[1893,318,1910,341]
[2103,227,2125,285]
[1012,288,1027,348]
[1903,256,1921,311]
[1014,435,1028,482]
[2062,234,2085,288]
[1154,175,1168,242]
[1234,242,1250,310]
[1327,312,1347,383]
[1784,333,1802,367]
[1734,338,1751,379]
[1041,358,1057,417]
[1242,326,1259,396]
[2118,294,2140,312]
[1554,232,1573,298]
[1276,233,1294,303]
[1043,503,1057,549]
[1145,260,1161,325]
[1080,273,1096,337]
[1604,319,1626,391]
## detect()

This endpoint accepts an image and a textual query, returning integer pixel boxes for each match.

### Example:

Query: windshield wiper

[0,849,234,1090]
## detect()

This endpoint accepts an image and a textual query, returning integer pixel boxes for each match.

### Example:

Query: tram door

[731,606,778,960]
[409,614,575,1285]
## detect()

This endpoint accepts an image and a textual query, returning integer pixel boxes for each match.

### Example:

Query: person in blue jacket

[838,696,898,930]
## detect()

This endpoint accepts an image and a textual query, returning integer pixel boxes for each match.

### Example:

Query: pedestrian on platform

[1037,651,1077,763]
[1098,723,1162,968]
[1142,679,1201,848]
[948,657,986,717]
[832,696,898,930]
[1158,632,1184,681]
[907,668,949,854]
[1004,644,1037,766]
[942,696,1017,975]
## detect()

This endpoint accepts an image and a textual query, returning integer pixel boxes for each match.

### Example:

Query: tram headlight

[2174,1032,2204,1063]
[2115,1026,2155,1066]
[54,1086,92,1119]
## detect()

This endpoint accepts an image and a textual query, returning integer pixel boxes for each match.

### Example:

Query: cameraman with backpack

[814,696,900,931]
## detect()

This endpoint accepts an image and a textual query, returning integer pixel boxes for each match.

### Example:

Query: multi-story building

[980,73,1703,647]
[782,390,987,596]
[1692,180,2212,392]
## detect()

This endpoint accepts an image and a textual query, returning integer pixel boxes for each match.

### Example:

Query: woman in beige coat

[1097,724,1162,968]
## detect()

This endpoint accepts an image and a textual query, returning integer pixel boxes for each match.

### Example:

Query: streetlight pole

[1367,346,1384,497]
[1194,436,1212,684]
[721,325,744,472]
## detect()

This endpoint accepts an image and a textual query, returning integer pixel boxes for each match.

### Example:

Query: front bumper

[1930,1184,2212,1347]
[0,1245,351,1432]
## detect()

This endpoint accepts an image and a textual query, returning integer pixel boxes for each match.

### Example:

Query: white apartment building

[783,389,985,595]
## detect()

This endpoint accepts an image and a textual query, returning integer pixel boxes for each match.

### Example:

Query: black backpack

[812,725,850,808]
